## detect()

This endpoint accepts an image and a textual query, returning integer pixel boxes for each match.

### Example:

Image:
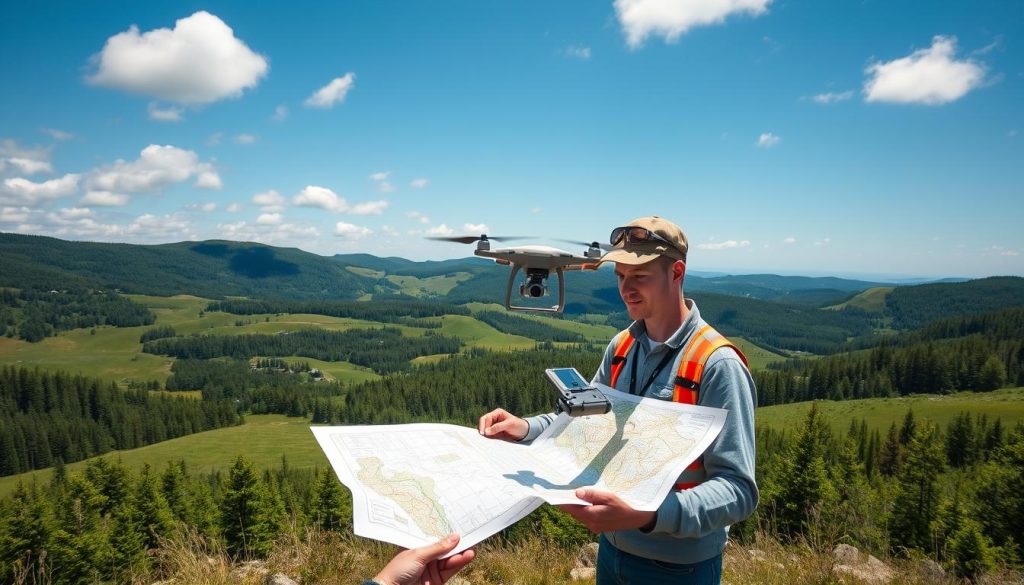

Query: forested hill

[886,276,1024,329]
[0,233,382,300]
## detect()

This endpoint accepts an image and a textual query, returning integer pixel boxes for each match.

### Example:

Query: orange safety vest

[608,324,748,491]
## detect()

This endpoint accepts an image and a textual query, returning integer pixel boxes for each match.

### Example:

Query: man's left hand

[558,488,656,533]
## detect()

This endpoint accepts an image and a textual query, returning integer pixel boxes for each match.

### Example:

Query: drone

[428,234,610,313]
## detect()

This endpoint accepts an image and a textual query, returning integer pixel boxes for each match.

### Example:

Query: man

[478,216,758,585]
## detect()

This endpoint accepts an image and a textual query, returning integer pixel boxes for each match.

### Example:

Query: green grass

[731,337,787,370]
[344,266,384,278]
[385,272,473,296]
[824,286,894,313]
[464,302,619,342]
[757,387,1024,436]
[0,414,330,498]
[433,314,536,350]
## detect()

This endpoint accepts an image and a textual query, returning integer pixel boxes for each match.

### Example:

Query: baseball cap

[599,216,688,265]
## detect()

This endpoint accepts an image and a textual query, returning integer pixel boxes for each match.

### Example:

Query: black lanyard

[628,341,682,396]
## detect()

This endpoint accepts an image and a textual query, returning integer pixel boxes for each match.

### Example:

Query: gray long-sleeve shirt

[523,300,758,564]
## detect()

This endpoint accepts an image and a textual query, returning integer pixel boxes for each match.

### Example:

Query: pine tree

[889,422,945,553]
[134,464,174,549]
[311,467,352,532]
[977,355,1007,391]
[219,455,274,559]
[878,423,902,477]
[947,519,995,580]
[0,482,52,583]
[769,403,836,539]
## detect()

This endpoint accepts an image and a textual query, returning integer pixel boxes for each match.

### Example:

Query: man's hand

[558,488,657,533]
[478,408,528,442]
[372,533,475,585]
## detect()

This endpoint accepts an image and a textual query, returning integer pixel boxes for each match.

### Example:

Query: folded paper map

[311,384,727,554]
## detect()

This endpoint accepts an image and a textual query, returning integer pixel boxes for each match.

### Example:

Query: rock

[231,560,269,580]
[833,553,894,584]
[264,573,298,585]
[571,567,597,580]
[577,542,600,568]
[920,559,946,580]
[833,543,861,565]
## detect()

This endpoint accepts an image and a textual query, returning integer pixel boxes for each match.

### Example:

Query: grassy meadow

[5,387,1022,499]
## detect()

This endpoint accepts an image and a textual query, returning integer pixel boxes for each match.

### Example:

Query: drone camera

[519,268,549,298]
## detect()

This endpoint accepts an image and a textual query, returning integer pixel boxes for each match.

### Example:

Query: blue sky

[1,0,1021,279]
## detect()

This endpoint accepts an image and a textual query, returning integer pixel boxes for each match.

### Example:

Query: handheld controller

[544,367,611,417]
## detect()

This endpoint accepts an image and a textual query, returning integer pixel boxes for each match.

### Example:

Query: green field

[464,302,620,342]
[824,286,894,313]
[0,414,330,498]
[386,272,474,296]
[7,388,1022,498]
[757,387,1024,436]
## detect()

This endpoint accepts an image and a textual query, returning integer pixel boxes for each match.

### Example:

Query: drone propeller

[427,234,532,244]
[555,239,614,251]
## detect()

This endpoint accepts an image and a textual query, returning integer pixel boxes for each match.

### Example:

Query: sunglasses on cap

[609,226,683,256]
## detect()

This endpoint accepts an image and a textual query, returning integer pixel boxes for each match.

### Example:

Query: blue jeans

[596,535,722,585]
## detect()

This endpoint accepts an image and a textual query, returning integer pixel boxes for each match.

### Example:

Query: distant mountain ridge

[0,233,382,300]
[4,235,1022,345]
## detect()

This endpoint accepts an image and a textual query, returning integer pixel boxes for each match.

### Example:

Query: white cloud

[6,158,53,175]
[615,0,771,49]
[87,144,220,194]
[226,202,243,213]
[41,128,75,141]
[463,223,489,234]
[563,46,592,59]
[350,200,389,215]
[252,189,285,212]
[810,91,853,104]
[194,167,222,189]
[814,237,831,247]
[426,224,454,237]
[1,139,52,177]
[217,219,320,244]
[272,105,289,122]
[87,11,268,104]
[406,210,430,224]
[234,134,257,144]
[0,206,32,223]
[2,174,80,205]
[757,132,780,148]
[864,36,985,105]
[293,185,348,212]
[256,212,281,225]
[336,221,372,239]
[783,236,796,244]
[410,178,429,189]
[697,240,751,250]
[57,207,94,220]
[369,171,390,181]
[207,132,224,146]
[187,202,217,212]
[80,190,129,206]
[305,73,356,108]
[148,102,183,122]
[381,225,400,237]
[531,207,541,214]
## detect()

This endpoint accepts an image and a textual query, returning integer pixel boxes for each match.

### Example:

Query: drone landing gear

[505,265,566,314]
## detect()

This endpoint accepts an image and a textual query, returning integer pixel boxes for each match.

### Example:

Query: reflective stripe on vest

[605,324,747,491]
[608,331,636,388]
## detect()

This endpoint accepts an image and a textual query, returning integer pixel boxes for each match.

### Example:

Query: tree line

[746,404,1023,581]
[754,308,1024,406]
[165,358,344,416]
[0,287,154,342]
[205,298,470,323]
[0,366,240,476]
[143,327,462,374]
[474,310,585,342]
